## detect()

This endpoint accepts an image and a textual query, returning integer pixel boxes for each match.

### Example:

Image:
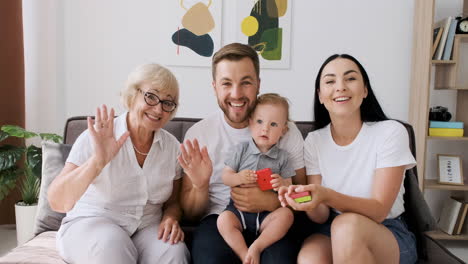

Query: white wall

[23,0,65,136]
[24,0,415,135]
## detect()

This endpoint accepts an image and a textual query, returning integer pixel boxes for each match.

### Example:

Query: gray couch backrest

[62,116,437,259]
[64,117,319,145]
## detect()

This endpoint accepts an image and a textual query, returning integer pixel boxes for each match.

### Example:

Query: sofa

[0,116,464,264]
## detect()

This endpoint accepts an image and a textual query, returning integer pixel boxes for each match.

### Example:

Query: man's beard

[218,98,256,126]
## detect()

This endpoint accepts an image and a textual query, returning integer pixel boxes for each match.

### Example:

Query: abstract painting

[236,0,291,68]
[160,0,222,67]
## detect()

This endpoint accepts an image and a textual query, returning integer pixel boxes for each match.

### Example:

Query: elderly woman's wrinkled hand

[158,217,184,244]
[88,105,129,169]
[178,139,213,190]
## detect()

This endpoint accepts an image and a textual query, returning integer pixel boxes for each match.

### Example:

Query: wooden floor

[0,225,17,257]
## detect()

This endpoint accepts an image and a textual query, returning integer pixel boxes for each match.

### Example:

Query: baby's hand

[271,174,288,191]
[238,170,257,184]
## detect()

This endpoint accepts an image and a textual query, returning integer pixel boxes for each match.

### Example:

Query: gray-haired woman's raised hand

[88,105,129,169]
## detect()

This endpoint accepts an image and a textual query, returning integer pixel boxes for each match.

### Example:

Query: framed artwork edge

[437,154,464,186]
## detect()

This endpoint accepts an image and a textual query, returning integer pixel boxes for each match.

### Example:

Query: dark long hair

[313,54,388,129]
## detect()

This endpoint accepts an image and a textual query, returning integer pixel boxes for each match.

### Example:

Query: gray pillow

[33,142,72,235]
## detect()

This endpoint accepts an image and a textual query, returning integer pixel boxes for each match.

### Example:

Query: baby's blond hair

[255,93,290,122]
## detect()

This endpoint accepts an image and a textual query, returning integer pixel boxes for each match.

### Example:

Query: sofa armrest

[0,231,65,264]
[418,234,465,263]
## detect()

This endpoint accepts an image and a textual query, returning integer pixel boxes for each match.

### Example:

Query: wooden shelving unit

[425,230,468,240]
[427,136,468,141]
[424,179,468,191]
[431,60,456,64]
[410,0,468,241]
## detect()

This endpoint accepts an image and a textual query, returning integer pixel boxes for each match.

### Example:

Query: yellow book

[429,128,464,137]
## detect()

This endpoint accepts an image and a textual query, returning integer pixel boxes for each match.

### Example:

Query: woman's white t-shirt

[304,120,416,219]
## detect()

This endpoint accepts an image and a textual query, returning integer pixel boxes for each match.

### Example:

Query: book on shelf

[430,121,464,129]
[438,197,464,235]
[461,207,468,235]
[442,18,458,60]
[432,26,444,59]
[455,203,468,235]
[429,128,464,137]
[433,17,453,60]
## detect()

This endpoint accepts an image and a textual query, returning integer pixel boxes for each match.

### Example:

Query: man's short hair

[211,43,259,80]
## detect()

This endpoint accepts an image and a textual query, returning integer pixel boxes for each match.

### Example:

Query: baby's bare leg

[217,211,248,261]
[244,207,294,264]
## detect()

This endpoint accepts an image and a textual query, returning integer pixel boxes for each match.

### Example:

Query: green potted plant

[0,125,62,245]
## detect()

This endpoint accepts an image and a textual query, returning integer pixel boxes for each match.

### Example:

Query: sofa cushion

[0,231,65,264]
[34,142,72,235]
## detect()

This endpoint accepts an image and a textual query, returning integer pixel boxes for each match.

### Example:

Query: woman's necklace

[133,144,149,156]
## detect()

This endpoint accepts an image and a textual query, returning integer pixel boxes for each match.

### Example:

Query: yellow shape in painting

[241,16,259,37]
[275,0,288,17]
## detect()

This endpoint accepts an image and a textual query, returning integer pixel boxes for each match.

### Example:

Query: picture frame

[437,154,464,185]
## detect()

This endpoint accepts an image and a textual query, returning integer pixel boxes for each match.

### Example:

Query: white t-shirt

[184,110,305,217]
[304,120,416,219]
[64,112,182,235]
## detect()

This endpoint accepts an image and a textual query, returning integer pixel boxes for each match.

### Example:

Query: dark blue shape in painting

[172,28,214,57]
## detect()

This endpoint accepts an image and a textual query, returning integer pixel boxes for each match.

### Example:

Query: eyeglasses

[138,89,177,112]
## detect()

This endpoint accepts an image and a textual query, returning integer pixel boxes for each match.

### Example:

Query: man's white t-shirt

[184,110,305,217]
[304,120,416,219]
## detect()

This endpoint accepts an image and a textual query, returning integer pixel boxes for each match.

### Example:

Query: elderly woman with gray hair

[48,64,189,264]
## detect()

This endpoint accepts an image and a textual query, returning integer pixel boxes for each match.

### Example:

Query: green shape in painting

[260,28,282,60]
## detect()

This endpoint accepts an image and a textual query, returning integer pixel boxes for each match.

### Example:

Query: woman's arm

[48,106,129,213]
[305,175,329,224]
[325,166,405,223]
[159,178,184,244]
[285,166,405,223]
[278,175,329,223]
[161,178,183,222]
[48,158,104,213]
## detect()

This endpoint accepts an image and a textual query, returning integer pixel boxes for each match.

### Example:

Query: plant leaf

[39,133,63,143]
[0,145,25,171]
[1,125,38,139]
[20,166,40,205]
[26,145,42,180]
[0,166,21,201]
[0,131,9,142]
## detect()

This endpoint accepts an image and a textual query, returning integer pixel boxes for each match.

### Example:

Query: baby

[217,93,295,264]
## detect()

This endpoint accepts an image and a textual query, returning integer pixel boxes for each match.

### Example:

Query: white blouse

[62,112,182,235]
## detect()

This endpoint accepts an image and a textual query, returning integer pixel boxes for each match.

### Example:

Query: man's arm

[230,186,280,212]
[292,167,306,185]
[180,173,210,221]
[178,139,213,221]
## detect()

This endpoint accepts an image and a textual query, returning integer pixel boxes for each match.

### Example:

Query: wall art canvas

[161,0,222,67]
[236,0,292,68]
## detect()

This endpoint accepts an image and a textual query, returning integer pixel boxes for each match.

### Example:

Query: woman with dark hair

[279,54,417,264]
